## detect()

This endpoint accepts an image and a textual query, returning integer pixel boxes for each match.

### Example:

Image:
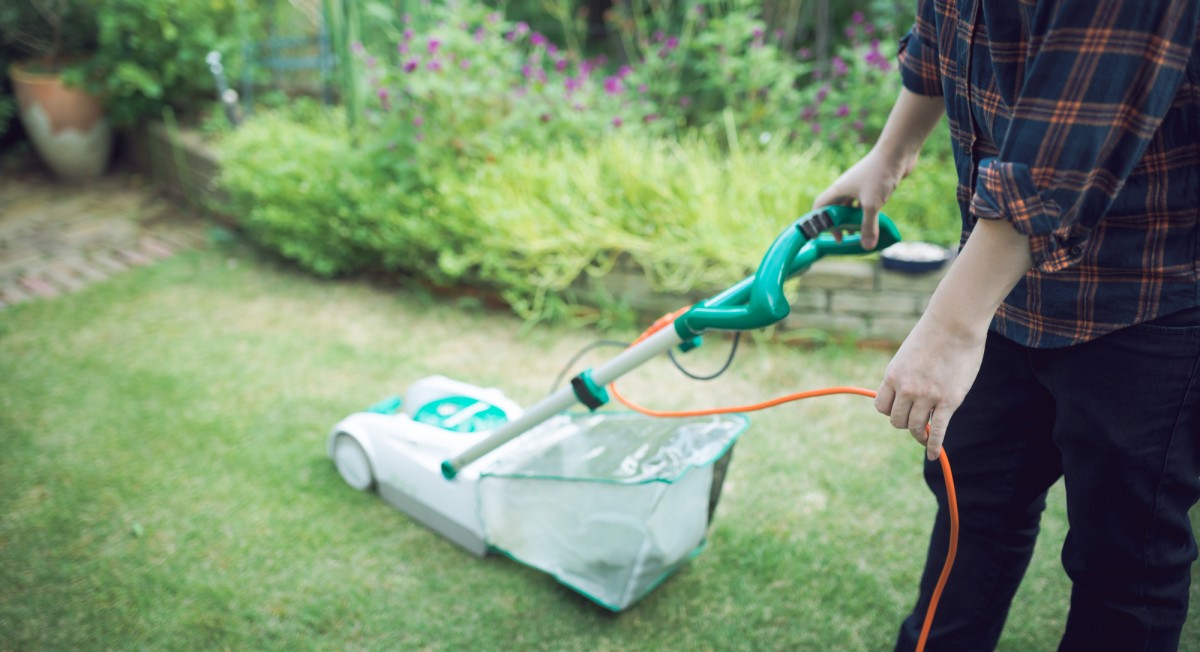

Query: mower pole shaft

[442,326,684,479]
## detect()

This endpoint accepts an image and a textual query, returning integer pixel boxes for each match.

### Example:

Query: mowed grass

[1,243,1198,651]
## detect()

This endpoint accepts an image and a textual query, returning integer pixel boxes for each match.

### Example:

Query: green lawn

[1,243,1197,650]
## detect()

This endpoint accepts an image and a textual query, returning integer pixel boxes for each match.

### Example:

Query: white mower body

[327,374,746,611]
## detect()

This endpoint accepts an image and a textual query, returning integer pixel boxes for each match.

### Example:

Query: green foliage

[0,0,98,65]
[217,110,380,277]
[607,0,810,134]
[217,106,961,323]
[81,0,249,125]
[796,11,903,150]
[215,0,961,324]
[0,93,13,137]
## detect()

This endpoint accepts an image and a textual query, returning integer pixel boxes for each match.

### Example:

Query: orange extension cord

[611,310,960,652]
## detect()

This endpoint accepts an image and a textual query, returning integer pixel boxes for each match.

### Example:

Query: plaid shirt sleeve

[968,0,1200,272]
[898,0,943,97]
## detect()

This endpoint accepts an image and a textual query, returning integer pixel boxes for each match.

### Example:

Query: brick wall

[573,255,949,345]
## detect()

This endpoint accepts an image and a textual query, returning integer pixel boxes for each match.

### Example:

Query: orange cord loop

[611,311,959,652]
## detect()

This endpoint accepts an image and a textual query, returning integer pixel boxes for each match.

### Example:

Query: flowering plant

[357,1,664,185]
[605,0,810,136]
[796,11,902,149]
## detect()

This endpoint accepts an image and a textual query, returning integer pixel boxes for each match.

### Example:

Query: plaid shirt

[899,0,1200,348]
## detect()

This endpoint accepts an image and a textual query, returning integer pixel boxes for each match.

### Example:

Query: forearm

[924,218,1033,335]
[872,88,945,168]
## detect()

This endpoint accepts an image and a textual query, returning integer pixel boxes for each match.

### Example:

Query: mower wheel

[334,434,375,491]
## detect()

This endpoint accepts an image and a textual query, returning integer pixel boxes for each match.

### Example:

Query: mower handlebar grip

[672,206,900,338]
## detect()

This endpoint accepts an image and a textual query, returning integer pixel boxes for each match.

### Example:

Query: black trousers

[895,308,1200,651]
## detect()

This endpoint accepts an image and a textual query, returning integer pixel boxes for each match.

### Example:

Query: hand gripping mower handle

[440,206,900,479]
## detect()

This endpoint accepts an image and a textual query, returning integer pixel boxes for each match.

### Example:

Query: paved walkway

[0,169,209,309]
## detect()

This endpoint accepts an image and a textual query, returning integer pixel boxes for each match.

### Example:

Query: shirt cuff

[970,157,1086,271]
[898,29,943,97]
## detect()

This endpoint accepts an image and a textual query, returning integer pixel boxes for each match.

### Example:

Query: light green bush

[217,111,381,277]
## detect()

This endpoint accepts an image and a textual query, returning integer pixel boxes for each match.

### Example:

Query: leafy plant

[605,0,810,136]
[795,10,903,151]
[79,0,250,125]
[0,0,97,70]
[217,109,380,277]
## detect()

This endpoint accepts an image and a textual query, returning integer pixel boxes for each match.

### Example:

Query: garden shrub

[215,0,962,325]
[79,0,254,126]
[218,111,382,277]
[433,130,960,319]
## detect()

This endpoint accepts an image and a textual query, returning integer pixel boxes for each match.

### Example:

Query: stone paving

[0,169,209,309]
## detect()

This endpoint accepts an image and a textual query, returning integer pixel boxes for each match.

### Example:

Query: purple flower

[864,24,876,35]
[413,116,424,127]
[852,11,865,24]
[612,116,623,127]
[427,60,442,71]
[565,77,580,93]
[637,83,648,93]
[554,58,568,73]
[403,28,414,41]
[836,104,850,117]
[811,123,823,134]
[531,32,547,47]
[474,27,486,43]
[618,64,633,78]
[604,76,623,95]
[832,56,848,76]
[521,64,533,78]
[852,120,865,131]
[547,44,558,56]
[404,59,419,73]
[654,30,664,42]
[460,59,471,70]
[845,26,857,39]
[798,47,812,59]
[378,88,390,110]
[801,106,817,121]
[488,12,500,23]
[665,36,679,50]
[428,39,441,55]
[815,85,830,102]
[752,27,764,39]
[540,113,551,123]
[679,96,692,108]
[398,43,409,55]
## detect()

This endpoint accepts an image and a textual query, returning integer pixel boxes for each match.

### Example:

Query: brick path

[0,170,209,309]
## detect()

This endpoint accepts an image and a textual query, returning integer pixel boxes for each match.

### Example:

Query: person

[812,2,1200,650]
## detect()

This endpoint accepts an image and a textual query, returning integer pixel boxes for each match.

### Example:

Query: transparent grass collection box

[479,412,747,610]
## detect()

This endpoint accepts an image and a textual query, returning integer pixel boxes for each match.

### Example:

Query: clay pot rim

[8,57,90,84]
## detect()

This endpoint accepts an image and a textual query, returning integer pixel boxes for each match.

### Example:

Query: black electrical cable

[548,340,629,394]
[551,329,742,395]
[668,331,740,381]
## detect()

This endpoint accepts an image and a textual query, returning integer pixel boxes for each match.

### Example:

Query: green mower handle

[673,206,900,339]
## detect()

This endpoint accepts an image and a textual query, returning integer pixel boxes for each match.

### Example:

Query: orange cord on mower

[611,312,960,652]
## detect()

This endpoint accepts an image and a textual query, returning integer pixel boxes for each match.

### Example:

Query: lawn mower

[328,206,906,612]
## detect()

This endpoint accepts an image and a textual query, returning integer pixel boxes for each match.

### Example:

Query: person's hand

[812,146,918,250]
[875,308,987,461]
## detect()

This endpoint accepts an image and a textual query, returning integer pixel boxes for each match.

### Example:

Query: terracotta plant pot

[8,61,114,182]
